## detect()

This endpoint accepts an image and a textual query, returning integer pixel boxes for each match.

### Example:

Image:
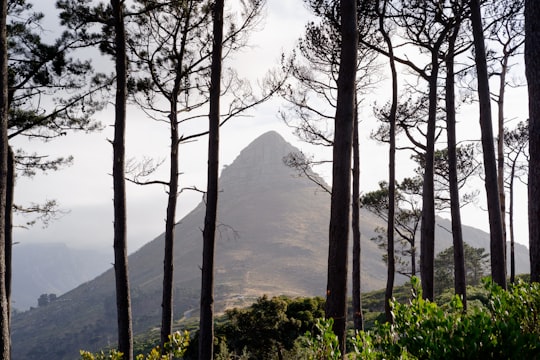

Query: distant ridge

[11,130,530,360]
[12,243,111,310]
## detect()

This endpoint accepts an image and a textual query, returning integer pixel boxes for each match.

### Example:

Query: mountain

[11,131,530,359]
[12,243,112,311]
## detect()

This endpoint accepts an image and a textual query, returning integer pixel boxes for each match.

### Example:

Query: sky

[12,1,530,253]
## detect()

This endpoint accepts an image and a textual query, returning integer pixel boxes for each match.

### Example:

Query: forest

[0,0,539,359]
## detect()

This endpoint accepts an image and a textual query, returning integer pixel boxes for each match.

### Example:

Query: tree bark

[199,0,224,358]
[326,0,357,355]
[419,50,440,301]
[160,96,179,353]
[352,108,363,331]
[378,0,398,323]
[470,0,506,289]
[111,0,133,358]
[445,25,467,309]
[526,0,540,283]
[0,0,10,356]
[497,55,509,250]
[159,2,193,351]
[509,164,516,283]
[5,146,12,322]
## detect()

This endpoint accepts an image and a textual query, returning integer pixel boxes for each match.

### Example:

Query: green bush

[349,277,540,360]
[80,330,190,360]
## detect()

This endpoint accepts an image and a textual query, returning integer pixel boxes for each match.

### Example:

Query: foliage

[297,318,341,360]
[361,179,421,277]
[349,277,540,359]
[182,295,325,359]
[434,244,489,296]
[80,331,189,360]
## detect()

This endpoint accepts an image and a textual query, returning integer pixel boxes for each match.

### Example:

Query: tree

[375,0,399,324]
[125,0,269,351]
[280,0,378,333]
[434,243,489,295]
[525,0,540,283]
[7,0,107,324]
[326,0,357,354]
[470,0,506,289]
[484,0,525,249]
[206,296,325,359]
[361,179,422,279]
[365,0,457,299]
[111,0,133,358]
[0,0,9,355]
[351,103,363,331]
[503,120,528,283]
[199,0,224,358]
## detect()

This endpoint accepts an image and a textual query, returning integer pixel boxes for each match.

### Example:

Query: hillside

[11,131,530,360]
[12,243,112,311]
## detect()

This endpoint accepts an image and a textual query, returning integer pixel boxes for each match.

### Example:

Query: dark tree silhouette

[444,6,467,309]
[525,0,540,283]
[470,0,506,289]
[111,0,133,358]
[326,0,357,354]
[199,0,224,358]
[0,0,9,356]
[375,0,398,323]
[503,121,528,283]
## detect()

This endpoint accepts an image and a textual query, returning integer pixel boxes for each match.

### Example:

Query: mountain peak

[229,130,295,165]
[220,131,301,192]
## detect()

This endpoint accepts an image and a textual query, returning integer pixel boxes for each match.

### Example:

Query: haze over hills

[12,243,112,311]
[11,131,529,360]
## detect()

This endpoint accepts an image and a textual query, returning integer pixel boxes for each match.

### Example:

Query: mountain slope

[11,131,529,360]
[12,243,112,311]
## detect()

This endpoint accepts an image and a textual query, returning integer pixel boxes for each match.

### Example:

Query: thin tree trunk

[111,0,133,358]
[470,0,506,288]
[0,0,10,355]
[497,55,509,250]
[525,0,540,283]
[5,146,12,322]
[160,1,193,352]
[160,102,179,353]
[199,0,224,358]
[378,0,398,323]
[352,108,363,331]
[509,164,516,283]
[445,26,467,309]
[326,0,357,355]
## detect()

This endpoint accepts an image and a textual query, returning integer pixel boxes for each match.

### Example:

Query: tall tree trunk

[0,0,10,356]
[111,0,133,358]
[525,0,540,283]
[509,164,516,283]
[326,0,357,354]
[470,0,506,289]
[5,146,12,322]
[419,52,440,301]
[497,55,509,250]
[199,0,223,358]
[160,102,179,352]
[160,2,193,352]
[445,26,467,309]
[378,0,398,323]
[352,108,363,331]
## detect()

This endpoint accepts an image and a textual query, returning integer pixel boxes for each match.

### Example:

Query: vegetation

[82,278,540,359]
[352,278,540,359]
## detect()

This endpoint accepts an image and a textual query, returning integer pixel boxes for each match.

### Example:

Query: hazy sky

[12,1,530,253]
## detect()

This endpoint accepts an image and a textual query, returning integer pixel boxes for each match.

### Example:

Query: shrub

[350,277,540,359]
[80,330,190,360]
